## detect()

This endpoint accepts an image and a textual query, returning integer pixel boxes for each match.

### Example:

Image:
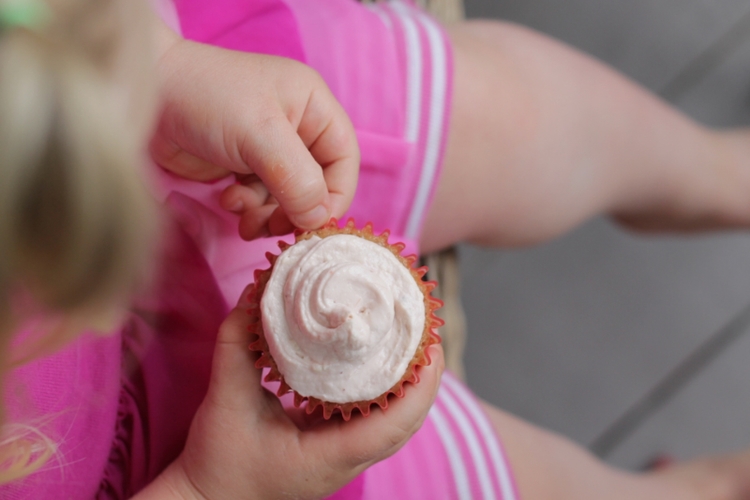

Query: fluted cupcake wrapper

[247,218,443,421]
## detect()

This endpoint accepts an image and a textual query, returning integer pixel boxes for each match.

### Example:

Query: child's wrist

[161,460,210,500]
[131,459,209,500]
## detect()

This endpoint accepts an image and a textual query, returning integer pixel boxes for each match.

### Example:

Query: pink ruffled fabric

[98,228,228,497]
[98,373,140,499]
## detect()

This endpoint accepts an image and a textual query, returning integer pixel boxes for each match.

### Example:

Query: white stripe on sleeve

[389,1,423,143]
[428,404,474,500]
[442,375,518,500]
[404,9,448,239]
[438,386,497,499]
[364,2,393,31]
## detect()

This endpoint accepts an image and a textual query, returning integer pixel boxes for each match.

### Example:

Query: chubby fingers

[294,75,360,223]
[220,176,278,239]
[234,109,332,230]
[223,102,359,238]
[241,65,359,234]
[301,345,445,472]
[206,285,275,412]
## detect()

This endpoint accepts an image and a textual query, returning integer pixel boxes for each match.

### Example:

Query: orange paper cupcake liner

[247,218,443,421]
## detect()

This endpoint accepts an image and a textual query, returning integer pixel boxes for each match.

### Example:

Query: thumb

[204,284,269,412]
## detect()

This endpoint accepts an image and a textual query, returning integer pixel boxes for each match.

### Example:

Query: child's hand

[144,285,443,500]
[151,33,359,239]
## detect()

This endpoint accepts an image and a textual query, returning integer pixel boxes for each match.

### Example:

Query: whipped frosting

[261,234,426,403]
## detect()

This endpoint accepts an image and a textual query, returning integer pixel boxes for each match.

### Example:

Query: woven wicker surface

[424,248,467,380]
[418,0,467,379]
[415,0,465,24]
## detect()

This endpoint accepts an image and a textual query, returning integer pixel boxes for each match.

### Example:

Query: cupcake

[247,219,443,420]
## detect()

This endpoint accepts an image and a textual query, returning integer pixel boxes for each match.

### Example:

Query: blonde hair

[0,0,158,483]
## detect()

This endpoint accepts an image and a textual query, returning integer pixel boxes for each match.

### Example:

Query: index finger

[296,84,360,220]
[239,114,335,230]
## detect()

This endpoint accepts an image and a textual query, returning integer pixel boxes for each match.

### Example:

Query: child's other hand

[160,285,443,500]
[152,36,359,239]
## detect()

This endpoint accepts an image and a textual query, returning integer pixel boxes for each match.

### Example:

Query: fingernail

[292,205,329,228]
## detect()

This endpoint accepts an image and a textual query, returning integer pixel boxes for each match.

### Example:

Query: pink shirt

[1,1,518,498]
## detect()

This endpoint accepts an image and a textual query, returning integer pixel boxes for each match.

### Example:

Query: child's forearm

[131,461,206,500]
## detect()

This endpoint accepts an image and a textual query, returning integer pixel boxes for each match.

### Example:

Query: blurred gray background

[459,0,750,468]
